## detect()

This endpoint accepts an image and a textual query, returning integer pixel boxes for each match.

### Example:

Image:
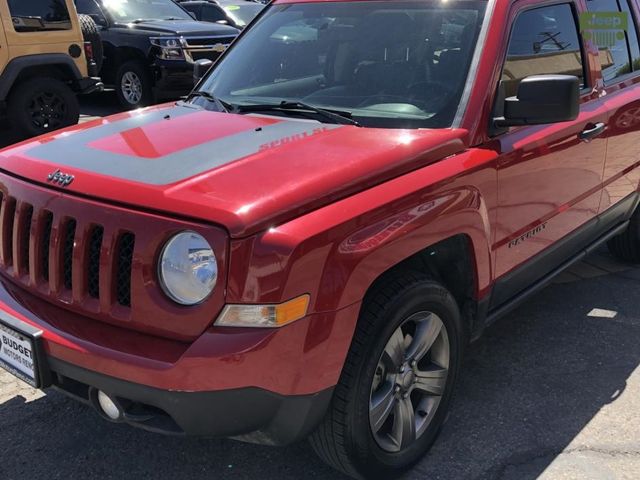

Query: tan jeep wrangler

[0,0,103,138]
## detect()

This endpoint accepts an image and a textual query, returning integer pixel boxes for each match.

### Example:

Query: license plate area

[0,313,49,388]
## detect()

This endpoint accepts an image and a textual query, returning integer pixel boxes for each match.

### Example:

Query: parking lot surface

[0,94,639,480]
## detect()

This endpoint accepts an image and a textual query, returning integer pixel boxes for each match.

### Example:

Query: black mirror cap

[193,58,214,83]
[496,74,580,127]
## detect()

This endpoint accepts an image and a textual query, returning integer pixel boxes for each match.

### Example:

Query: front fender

[227,148,498,313]
[0,54,83,101]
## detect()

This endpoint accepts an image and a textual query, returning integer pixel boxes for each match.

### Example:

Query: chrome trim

[178,35,236,63]
[452,0,497,128]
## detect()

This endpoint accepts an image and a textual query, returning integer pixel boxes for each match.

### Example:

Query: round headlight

[159,231,217,305]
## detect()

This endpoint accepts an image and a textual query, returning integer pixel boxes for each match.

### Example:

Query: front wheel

[115,60,152,109]
[310,274,464,479]
[7,77,80,138]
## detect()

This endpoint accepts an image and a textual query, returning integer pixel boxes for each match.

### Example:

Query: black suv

[75,0,238,108]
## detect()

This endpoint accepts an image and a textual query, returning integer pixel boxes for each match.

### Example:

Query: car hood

[0,104,467,237]
[114,19,238,36]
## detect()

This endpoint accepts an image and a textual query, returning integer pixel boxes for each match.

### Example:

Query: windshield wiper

[130,18,155,24]
[186,91,233,113]
[235,101,361,126]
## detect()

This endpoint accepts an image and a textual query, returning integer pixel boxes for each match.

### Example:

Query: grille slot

[116,232,135,307]
[87,226,103,299]
[19,205,33,274]
[41,211,53,281]
[63,219,76,290]
[1,197,16,266]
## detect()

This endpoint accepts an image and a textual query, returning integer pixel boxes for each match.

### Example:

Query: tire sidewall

[115,61,151,109]
[8,78,80,137]
[348,281,464,478]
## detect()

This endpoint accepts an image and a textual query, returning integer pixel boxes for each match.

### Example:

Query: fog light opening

[95,390,123,421]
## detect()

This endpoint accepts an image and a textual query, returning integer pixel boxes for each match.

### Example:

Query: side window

[8,0,72,32]
[503,4,585,97]
[584,0,640,82]
[202,5,228,24]
[76,0,104,17]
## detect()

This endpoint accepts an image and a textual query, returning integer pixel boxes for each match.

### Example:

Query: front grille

[0,194,134,309]
[0,172,226,341]
[183,36,236,47]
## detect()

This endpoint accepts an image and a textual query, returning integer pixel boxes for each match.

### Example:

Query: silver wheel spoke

[369,310,450,453]
[383,328,405,369]
[414,367,447,396]
[370,383,396,432]
[406,314,442,361]
[391,397,416,450]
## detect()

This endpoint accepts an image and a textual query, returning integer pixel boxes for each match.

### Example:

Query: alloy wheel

[121,71,143,105]
[369,311,450,453]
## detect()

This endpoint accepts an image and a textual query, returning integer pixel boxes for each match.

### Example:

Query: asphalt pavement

[0,92,639,480]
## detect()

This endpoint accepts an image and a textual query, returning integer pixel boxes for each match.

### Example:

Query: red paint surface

[0,0,638,397]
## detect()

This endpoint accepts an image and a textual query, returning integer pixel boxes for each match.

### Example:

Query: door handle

[579,122,606,142]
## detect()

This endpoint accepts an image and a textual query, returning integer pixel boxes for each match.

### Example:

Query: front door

[490,1,608,307]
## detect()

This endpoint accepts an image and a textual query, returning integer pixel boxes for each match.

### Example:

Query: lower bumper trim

[48,357,333,445]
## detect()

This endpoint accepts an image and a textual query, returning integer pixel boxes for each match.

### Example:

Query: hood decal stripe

[26,107,343,185]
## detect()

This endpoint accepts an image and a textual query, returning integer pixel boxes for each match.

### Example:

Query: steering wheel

[407,80,457,99]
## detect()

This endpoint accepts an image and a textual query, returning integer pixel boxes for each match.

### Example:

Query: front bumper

[51,358,333,443]
[75,77,104,95]
[0,277,360,442]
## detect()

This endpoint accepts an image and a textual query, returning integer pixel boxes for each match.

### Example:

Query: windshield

[100,0,192,22]
[222,3,263,27]
[201,1,486,129]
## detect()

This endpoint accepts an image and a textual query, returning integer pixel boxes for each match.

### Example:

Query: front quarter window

[201,1,487,128]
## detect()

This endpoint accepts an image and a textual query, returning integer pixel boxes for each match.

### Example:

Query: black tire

[78,14,104,72]
[115,60,152,109]
[310,273,465,479]
[608,207,640,262]
[7,77,80,138]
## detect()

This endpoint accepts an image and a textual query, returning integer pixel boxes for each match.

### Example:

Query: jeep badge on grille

[47,169,74,186]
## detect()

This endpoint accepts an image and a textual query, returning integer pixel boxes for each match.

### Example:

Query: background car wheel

[310,273,465,479]
[115,61,152,109]
[78,14,104,72]
[7,77,80,138]
[608,206,640,263]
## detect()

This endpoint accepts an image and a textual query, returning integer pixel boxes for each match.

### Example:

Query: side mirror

[89,13,108,27]
[494,74,579,127]
[194,58,214,83]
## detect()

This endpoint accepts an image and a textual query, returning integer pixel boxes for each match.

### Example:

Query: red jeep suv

[1,0,639,478]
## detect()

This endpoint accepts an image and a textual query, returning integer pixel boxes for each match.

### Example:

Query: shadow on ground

[1,253,639,480]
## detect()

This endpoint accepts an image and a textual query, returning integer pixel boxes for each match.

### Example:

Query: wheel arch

[361,234,480,338]
[0,54,82,101]
[102,46,148,84]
